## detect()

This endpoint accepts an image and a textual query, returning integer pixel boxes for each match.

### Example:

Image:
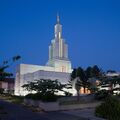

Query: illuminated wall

[14,64,74,96]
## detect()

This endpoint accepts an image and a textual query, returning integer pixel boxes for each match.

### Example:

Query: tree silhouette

[71,65,103,97]
[71,67,90,100]
[0,55,21,81]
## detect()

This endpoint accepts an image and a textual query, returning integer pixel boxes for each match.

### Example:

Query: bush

[42,92,58,102]
[95,96,120,120]
[95,90,109,100]
[11,95,24,104]
[25,93,42,100]
[0,88,4,94]
[64,92,72,97]
[25,92,58,102]
[7,90,14,95]
[25,93,34,99]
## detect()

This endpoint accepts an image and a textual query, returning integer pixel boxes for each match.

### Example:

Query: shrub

[94,90,109,100]
[25,93,34,99]
[0,88,4,94]
[25,92,58,102]
[42,92,58,102]
[11,95,24,104]
[25,93,42,100]
[64,92,72,97]
[95,96,120,120]
[32,93,42,100]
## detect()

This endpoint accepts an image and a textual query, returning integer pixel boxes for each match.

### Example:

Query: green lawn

[0,94,24,104]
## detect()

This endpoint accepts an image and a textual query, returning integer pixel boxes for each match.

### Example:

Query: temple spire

[57,13,60,24]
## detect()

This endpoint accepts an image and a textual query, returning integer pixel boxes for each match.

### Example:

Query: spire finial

[57,13,60,24]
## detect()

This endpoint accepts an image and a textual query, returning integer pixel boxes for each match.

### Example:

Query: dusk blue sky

[0,0,120,73]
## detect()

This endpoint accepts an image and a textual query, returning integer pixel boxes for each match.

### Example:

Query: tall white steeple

[55,13,62,40]
[47,14,72,73]
[50,14,68,60]
[57,13,60,24]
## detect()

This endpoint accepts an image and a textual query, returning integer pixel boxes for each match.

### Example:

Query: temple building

[14,15,75,96]
[46,15,71,73]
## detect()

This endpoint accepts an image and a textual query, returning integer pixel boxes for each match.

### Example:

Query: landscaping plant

[95,96,120,120]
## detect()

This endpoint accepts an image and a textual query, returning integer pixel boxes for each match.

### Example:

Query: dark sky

[0,0,120,73]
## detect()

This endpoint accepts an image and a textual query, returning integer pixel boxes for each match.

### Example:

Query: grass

[10,96,23,104]
[0,94,44,113]
[0,94,24,104]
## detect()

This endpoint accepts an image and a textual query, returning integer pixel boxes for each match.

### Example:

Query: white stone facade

[14,64,72,96]
[47,14,71,73]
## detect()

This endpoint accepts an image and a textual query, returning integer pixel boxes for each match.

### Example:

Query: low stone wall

[24,99,40,107]
[39,101,59,111]
[24,99,59,111]
[59,102,101,110]
[24,98,101,111]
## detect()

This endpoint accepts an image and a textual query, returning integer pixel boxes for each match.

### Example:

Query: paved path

[0,100,87,120]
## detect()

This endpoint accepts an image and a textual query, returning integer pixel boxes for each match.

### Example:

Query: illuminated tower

[47,14,72,73]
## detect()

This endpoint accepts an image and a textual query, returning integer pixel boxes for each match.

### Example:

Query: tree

[22,81,36,92]
[71,68,77,80]
[71,68,80,100]
[0,55,21,81]
[86,65,103,79]
[85,65,104,93]
[76,67,86,80]
[74,77,82,101]
[86,66,93,78]
[71,67,90,101]
[76,67,90,94]
[92,65,101,78]
[22,79,68,96]
[71,65,103,97]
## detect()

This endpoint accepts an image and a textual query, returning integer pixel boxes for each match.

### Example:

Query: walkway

[62,109,106,120]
